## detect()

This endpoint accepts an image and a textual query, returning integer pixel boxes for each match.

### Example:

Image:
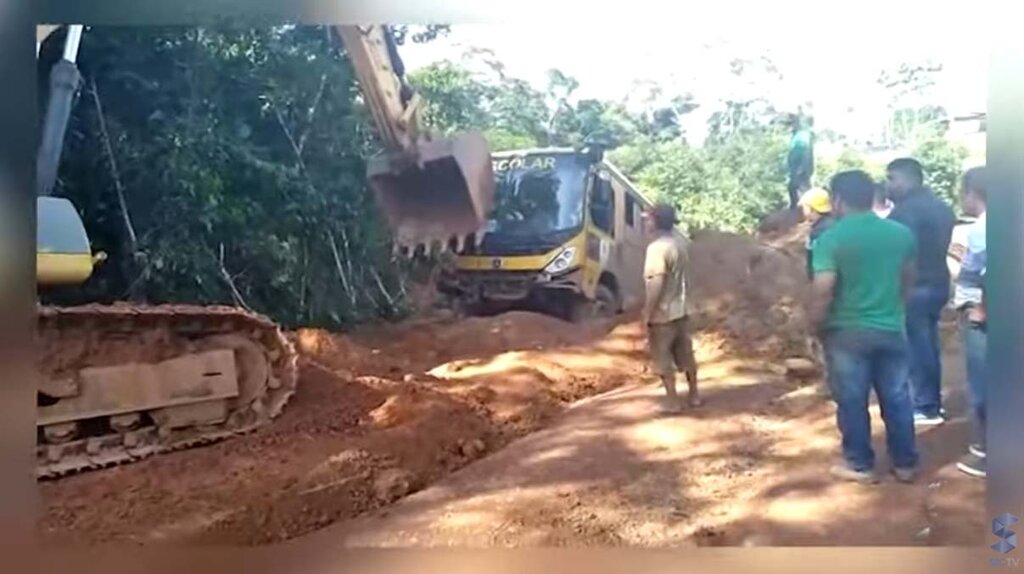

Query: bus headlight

[544,247,577,275]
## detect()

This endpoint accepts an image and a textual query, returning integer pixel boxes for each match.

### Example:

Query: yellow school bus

[437,147,657,320]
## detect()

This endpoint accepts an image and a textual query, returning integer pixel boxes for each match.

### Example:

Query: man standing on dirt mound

[787,114,815,210]
[642,203,700,414]
[810,170,919,484]
[885,158,956,427]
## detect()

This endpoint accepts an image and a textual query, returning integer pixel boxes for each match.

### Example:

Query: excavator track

[36,303,298,480]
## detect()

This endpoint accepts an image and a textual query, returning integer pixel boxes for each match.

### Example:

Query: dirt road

[294,323,982,548]
[38,230,984,547]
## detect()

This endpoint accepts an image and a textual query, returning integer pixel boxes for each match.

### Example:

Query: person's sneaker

[891,467,918,484]
[956,452,987,478]
[969,444,986,458]
[914,412,945,427]
[830,464,879,484]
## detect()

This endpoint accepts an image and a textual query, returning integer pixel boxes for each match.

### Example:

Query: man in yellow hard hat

[799,187,836,278]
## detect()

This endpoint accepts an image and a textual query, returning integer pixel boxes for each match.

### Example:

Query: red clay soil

[38,311,647,546]
[39,230,981,549]
[302,318,979,549]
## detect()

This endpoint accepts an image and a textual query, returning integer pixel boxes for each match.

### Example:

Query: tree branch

[370,267,397,309]
[326,229,357,306]
[89,77,138,251]
[215,243,252,311]
[297,73,328,157]
[270,99,310,176]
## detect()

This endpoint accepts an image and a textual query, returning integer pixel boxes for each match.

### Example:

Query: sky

[399,1,993,145]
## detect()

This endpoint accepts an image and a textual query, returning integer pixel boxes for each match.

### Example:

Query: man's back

[788,129,814,174]
[813,212,916,332]
[644,233,689,324]
[888,189,955,289]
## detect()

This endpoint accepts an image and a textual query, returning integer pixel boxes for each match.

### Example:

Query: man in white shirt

[949,167,988,478]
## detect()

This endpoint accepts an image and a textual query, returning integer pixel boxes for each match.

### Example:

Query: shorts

[648,316,696,376]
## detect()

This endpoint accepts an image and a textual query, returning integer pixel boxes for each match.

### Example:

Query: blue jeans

[824,328,919,471]
[906,285,949,417]
[960,312,987,450]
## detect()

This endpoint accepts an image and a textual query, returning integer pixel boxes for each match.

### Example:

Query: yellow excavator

[35,24,494,478]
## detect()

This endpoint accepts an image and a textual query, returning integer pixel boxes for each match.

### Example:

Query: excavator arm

[332,25,494,252]
[332,26,422,157]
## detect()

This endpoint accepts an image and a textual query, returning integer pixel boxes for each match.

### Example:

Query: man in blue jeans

[811,170,920,484]
[949,167,988,478]
[886,158,956,426]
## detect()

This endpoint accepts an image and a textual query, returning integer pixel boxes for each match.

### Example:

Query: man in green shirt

[809,170,919,484]
[787,115,815,209]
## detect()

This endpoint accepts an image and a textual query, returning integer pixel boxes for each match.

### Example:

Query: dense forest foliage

[40,25,969,329]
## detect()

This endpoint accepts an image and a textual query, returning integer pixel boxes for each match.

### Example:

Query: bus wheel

[568,285,616,322]
[592,284,618,318]
[450,296,481,318]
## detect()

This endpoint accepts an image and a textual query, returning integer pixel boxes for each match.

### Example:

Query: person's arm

[948,241,966,263]
[901,261,917,302]
[808,232,838,330]
[966,225,987,325]
[643,275,665,326]
[809,271,836,329]
[976,273,987,324]
[642,242,668,326]
[901,233,918,302]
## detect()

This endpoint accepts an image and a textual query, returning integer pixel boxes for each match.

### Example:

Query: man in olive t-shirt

[810,170,919,485]
[642,203,699,414]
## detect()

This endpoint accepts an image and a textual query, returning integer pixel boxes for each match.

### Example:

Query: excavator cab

[37,196,104,286]
[367,131,494,253]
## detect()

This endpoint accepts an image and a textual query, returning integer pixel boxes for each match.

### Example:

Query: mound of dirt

[756,206,803,235]
[688,230,815,361]
[299,311,606,379]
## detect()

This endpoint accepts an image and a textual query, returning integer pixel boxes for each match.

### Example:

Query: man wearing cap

[799,187,836,279]
[642,203,700,414]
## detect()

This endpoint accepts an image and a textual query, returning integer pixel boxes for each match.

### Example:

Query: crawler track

[36,303,298,479]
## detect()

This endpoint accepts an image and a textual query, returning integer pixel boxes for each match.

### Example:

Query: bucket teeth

[391,233,475,259]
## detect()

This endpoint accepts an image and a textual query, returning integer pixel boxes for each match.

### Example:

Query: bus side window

[590,176,615,236]
[625,194,636,227]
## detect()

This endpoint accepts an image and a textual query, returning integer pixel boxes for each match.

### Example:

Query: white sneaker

[914,413,945,427]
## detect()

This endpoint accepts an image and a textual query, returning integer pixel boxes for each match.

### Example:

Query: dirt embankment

[39,230,817,546]
[689,229,814,361]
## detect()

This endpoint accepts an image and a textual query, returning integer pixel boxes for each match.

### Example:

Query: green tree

[914,135,968,207]
[815,149,884,188]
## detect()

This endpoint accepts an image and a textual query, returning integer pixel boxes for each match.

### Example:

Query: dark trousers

[787,175,810,209]
[906,285,950,417]
[824,328,919,471]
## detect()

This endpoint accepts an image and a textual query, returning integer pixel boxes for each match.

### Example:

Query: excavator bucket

[368,131,494,253]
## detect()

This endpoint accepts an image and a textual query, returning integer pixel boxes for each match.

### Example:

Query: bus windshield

[486,153,587,239]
